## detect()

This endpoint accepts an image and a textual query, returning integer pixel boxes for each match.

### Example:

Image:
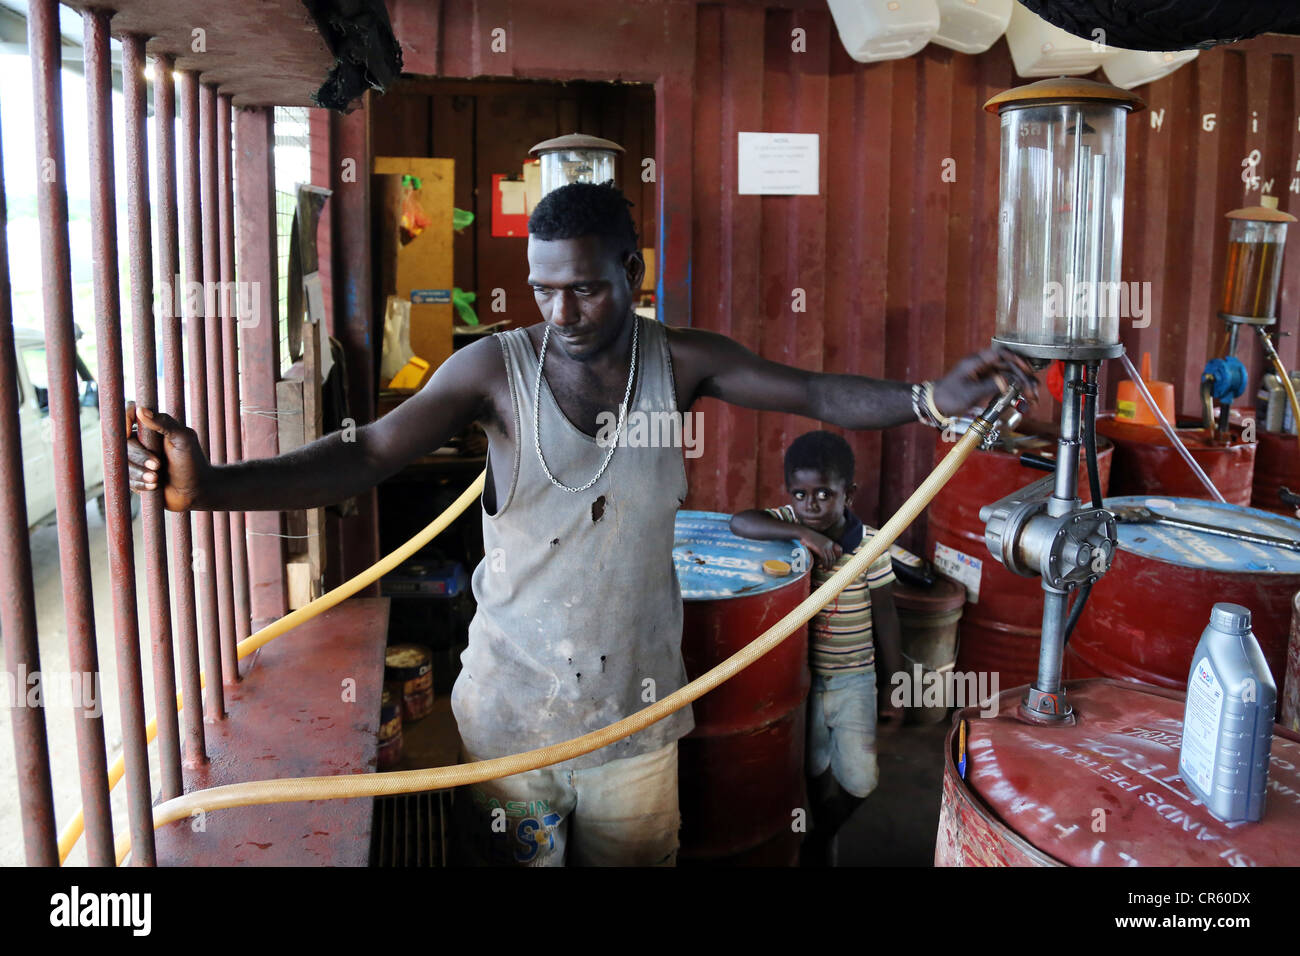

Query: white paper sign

[499,180,527,216]
[738,132,819,195]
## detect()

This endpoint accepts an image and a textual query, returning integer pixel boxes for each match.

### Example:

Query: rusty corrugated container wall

[386,0,1300,553]
[687,12,1300,552]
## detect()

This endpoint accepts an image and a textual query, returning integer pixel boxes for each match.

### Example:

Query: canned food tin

[378,688,404,769]
[385,644,434,722]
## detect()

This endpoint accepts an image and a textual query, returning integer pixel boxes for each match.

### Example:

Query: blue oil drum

[673,511,811,865]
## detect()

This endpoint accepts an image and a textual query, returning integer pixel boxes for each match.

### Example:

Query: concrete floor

[395,672,953,868]
[1,521,953,868]
[836,718,950,866]
[0,506,162,867]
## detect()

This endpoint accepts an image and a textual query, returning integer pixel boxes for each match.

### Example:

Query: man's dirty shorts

[807,670,879,799]
[454,741,681,866]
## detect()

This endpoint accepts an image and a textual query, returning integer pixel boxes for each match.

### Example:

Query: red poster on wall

[492,174,530,237]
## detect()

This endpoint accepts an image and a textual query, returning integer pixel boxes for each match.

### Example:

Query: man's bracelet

[911,381,954,430]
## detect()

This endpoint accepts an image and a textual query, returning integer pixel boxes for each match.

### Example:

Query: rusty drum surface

[1065,496,1300,691]
[936,679,1300,866]
[926,425,1113,690]
[1096,416,1256,505]
[1251,430,1300,516]
[674,511,811,865]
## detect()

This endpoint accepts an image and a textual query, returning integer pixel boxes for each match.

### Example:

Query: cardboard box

[373,157,456,384]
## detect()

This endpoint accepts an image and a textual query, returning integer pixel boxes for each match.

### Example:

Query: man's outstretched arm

[124,335,501,512]
[667,327,1039,428]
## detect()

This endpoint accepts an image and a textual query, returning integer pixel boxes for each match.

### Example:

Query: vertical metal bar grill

[200,83,239,686]
[0,75,59,869]
[83,8,155,866]
[123,37,184,801]
[179,71,225,721]
[220,93,254,651]
[27,0,114,866]
[156,55,209,760]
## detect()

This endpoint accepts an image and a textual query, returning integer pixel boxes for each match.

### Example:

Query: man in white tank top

[124,183,1038,867]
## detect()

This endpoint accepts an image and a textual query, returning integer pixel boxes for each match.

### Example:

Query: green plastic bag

[452,287,479,326]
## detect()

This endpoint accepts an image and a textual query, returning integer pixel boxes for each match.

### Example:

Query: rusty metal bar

[123,38,183,799]
[219,93,253,652]
[200,83,238,686]
[158,57,209,757]
[331,107,381,587]
[0,85,58,868]
[27,0,114,866]
[84,8,155,866]
[234,107,289,632]
[179,71,225,721]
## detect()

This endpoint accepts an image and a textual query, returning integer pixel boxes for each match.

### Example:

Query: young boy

[729,430,904,866]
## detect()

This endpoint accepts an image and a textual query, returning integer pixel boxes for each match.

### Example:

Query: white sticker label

[1180,656,1224,796]
[933,542,981,604]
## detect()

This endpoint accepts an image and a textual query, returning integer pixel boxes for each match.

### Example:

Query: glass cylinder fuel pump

[988,78,1144,360]
[529,133,625,198]
[1220,198,1295,325]
[977,78,1144,723]
[1210,197,1297,437]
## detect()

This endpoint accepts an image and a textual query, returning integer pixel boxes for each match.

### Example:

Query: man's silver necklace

[533,317,639,493]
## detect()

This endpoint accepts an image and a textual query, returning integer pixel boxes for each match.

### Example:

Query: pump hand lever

[1111,504,1300,553]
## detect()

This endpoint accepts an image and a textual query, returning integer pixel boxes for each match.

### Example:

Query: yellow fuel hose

[57,473,487,863]
[1257,327,1300,459]
[110,411,1000,865]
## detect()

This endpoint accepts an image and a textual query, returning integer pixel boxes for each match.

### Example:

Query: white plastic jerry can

[827,0,941,63]
[1004,2,1118,77]
[931,0,1013,56]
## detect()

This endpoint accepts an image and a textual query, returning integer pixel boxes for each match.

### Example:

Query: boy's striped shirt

[764,504,895,675]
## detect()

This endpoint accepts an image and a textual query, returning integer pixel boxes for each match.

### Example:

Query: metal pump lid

[1225,196,1297,223]
[983,76,1147,114]
[1211,603,1252,631]
[528,133,626,157]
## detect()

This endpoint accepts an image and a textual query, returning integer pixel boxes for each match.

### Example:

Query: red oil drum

[1065,496,1300,692]
[1095,416,1256,505]
[1251,429,1300,516]
[936,679,1300,866]
[926,424,1113,690]
[674,511,811,866]
[1284,590,1300,733]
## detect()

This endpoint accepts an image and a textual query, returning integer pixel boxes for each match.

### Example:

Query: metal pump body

[977,361,1117,722]
[981,476,1115,589]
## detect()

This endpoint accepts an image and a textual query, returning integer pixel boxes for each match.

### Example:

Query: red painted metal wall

[381,0,1300,552]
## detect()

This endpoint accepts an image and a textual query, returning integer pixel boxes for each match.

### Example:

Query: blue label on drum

[674,510,810,600]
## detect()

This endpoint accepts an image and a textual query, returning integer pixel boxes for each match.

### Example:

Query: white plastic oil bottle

[1179,603,1277,823]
